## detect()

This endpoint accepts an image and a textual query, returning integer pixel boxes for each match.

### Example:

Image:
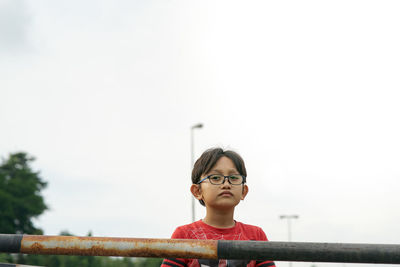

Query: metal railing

[1,234,400,264]
[0,264,43,267]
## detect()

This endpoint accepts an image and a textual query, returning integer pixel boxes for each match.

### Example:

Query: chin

[211,200,240,209]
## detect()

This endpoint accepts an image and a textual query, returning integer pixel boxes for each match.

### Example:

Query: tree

[0,152,47,234]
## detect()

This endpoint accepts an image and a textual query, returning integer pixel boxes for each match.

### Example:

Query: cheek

[235,187,246,198]
[234,186,244,193]
[202,187,220,198]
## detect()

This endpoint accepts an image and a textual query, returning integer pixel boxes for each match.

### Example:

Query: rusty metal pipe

[22,236,217,259]
[0,234,217,259]
[1,234,400,264]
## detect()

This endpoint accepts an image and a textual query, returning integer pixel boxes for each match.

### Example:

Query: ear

[190,184,203,200]
[241,184,249,200]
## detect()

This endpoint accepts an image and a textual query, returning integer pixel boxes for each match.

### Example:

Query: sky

[1,1,400,266]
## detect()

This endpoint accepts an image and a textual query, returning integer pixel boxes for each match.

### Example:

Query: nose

[221,177,231,187]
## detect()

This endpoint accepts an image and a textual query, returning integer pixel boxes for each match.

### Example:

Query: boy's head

[191,147,248,206]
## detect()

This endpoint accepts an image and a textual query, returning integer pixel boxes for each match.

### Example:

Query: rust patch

[20,235,218,259]
[29,242,44,254]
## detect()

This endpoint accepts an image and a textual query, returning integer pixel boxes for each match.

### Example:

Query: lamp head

[191,123,203,129]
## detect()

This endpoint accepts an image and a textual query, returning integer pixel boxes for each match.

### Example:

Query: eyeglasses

[197,174,246,185]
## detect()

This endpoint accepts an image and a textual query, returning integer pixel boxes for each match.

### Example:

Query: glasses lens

[229,175,243,184]
[209,175,224,184]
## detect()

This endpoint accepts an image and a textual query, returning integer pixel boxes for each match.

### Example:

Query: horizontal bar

[12,234,217,259]
[0,264,43,267]
[0,234,22,253]
[219,240,400,264]
[1,234,400,264]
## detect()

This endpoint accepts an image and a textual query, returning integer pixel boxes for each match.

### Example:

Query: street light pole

[191,123,203,222]
[280,214,299,267]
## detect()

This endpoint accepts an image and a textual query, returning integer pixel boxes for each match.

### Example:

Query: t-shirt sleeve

[161,227,189,267]
[255,227,276,267]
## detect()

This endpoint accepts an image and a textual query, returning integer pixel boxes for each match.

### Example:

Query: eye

[229,175,240,180]
[209,175,222,181]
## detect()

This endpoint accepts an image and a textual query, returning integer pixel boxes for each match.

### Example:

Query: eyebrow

[210,168,239,174]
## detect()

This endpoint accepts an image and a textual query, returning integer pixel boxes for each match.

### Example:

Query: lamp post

[280,214,299,267]
[191,123,203,222]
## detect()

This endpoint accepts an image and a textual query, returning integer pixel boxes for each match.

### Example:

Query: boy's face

[192,156,248,210]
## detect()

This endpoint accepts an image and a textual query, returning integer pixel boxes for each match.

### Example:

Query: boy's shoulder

[172,220,205,238]
[235,221,267,239]
[236,221,265,232]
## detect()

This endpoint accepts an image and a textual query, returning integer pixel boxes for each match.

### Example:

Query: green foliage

[133,257,164,267]
[0,152,47,234]
[16,251,162,267]
[0,253,13,263]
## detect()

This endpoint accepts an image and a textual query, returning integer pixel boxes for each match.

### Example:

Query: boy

[161,148,276,267]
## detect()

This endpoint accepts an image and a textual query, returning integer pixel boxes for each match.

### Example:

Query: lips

[219,191,233,196]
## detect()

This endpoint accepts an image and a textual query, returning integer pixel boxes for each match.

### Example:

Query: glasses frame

[197,174,246,185]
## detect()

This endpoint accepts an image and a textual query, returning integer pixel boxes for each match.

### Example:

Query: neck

[202,207,235,228]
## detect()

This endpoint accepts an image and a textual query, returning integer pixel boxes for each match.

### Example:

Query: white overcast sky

[1,1,400,266]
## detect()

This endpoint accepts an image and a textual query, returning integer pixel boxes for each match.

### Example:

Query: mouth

[219,191,233,196]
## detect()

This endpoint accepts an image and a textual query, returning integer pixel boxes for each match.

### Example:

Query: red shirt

[161,220,276,267]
